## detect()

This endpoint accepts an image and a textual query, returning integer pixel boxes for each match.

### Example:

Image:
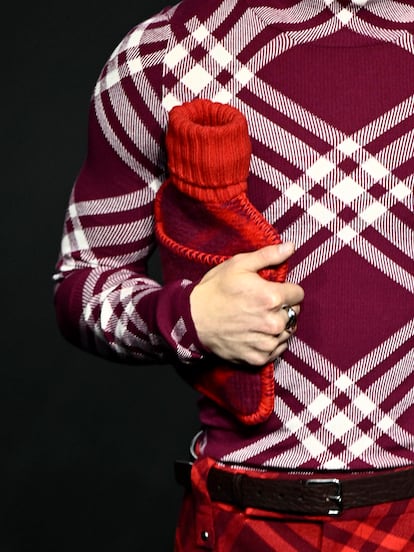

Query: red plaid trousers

[174,457,414,551]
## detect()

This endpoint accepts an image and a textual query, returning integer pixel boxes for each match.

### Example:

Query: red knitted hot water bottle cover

[155,99,288,425]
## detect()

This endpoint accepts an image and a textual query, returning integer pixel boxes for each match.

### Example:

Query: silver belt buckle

[305,478,343,515]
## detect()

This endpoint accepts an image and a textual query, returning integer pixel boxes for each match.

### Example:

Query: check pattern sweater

[54,0,414,471]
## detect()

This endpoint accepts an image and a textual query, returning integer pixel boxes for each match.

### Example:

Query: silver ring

[284,306,297,331]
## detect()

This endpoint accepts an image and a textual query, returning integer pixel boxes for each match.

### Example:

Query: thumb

[236,243,295,273]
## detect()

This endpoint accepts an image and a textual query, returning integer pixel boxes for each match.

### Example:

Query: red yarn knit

[155,99,288,425]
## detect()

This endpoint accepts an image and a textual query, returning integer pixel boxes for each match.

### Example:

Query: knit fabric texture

[155,98,287,425]
[54,0,414,471]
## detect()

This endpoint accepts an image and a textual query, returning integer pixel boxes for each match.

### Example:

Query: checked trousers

[174,457,414,552]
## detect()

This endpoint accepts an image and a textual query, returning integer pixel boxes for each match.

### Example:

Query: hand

[190,243,304,365]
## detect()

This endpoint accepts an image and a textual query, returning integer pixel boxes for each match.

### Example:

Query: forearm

[53,99,204,364]
[53,264,203,364]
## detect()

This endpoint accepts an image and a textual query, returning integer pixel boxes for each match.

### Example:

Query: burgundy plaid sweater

[54,0,414,471]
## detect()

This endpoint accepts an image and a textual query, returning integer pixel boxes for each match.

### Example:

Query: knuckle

[260,293,276,310]
[261,287,282,310]
[264,318,284,336]
[270,290,284,309]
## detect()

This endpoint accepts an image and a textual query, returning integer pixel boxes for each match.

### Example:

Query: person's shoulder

[121,0,229,51]
[97,0,233,79]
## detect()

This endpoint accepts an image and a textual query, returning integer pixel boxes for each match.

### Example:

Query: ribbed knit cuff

[165,99,251,202]
[153,278,206,362]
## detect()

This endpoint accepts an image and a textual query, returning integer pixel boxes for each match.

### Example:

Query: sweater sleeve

[53,8,204,365]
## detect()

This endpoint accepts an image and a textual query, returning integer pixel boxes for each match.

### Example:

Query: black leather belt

[175,460,414,516]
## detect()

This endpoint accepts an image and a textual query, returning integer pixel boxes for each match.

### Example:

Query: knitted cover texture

[155,99,288,425]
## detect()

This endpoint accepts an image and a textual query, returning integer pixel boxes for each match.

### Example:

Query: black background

[4,1,201,550]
